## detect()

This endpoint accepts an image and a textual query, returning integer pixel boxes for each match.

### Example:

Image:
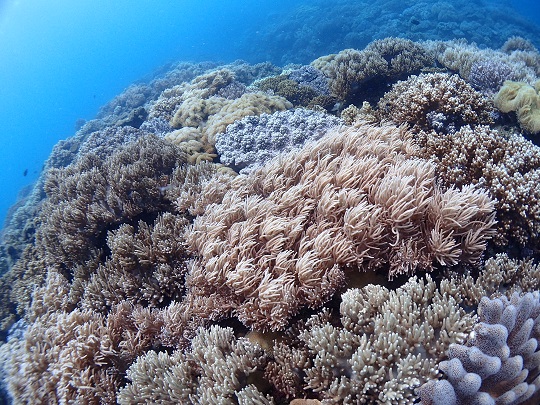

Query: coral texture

[321,37,434,99]
[266,274,477,403]
[215,108,343,171]
[495,80,540,134]
[118,325,271,404]
[377,73,494,132]
[415,125,540,252]
[418,292,540,404]
[187,122,496,331]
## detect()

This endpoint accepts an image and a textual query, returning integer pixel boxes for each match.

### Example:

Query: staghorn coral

[377,72,494,133]
[415,125,540,252]
[266,274,477,404]
[118,325,271,404]
[322,37,434,100]
[418,292,540,404]
[495,80,540,134]
[187,122,496,331]
[215,108,343,172]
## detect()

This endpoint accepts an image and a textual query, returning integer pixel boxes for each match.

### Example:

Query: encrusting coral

[187,121,497,331]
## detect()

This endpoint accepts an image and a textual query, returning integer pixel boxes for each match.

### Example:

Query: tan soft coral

[320,37,434,100]
[186,122,496,331]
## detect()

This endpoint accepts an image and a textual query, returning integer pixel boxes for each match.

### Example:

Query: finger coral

[118,325,271,404]
[187,122,496,331]
[418,292,540,405]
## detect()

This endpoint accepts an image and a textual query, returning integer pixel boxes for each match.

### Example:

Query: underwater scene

[1,0,540,404]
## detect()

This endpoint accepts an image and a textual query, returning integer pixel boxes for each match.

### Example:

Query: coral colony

[2,37,540,404]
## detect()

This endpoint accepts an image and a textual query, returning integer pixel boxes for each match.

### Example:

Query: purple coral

[215,108,342,172]
[418,292,540,404]
[288,65,331,96]
[468,60,516,95]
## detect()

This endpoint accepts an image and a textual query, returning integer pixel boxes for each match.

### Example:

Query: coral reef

[320,37,434,100]
[415,125,540,252]
[3,36,540,405]
[187,122,496,331]
[266,274,477,403]
[215,108,343,172]
[377,72,494,132]
[495,80,540,134]
[418,292,540,404]
[244,1,540,64]
[118,325,270,404]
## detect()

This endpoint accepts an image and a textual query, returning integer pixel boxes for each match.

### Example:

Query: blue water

[0,0,539,227]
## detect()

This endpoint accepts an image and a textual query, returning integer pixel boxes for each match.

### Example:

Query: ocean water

[0,0,302,228]
[1,1,540,402]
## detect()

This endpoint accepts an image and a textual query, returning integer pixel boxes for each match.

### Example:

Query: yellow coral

[495,80,540,134]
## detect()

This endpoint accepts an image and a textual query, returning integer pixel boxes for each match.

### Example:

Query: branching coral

[418,292,540,404]
[377,73,494,132]
[266,274,477,404]
[187,122,496,331]
[414,125,540,252]
[118,325,271,404]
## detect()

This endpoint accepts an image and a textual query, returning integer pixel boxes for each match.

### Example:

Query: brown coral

[377,72,494,132]
[266,274,477,404]
[415,124,540,251]
[186,122,496,331]
[322,37,434,100]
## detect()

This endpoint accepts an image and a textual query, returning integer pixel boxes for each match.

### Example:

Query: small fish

[23,169,28,177]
